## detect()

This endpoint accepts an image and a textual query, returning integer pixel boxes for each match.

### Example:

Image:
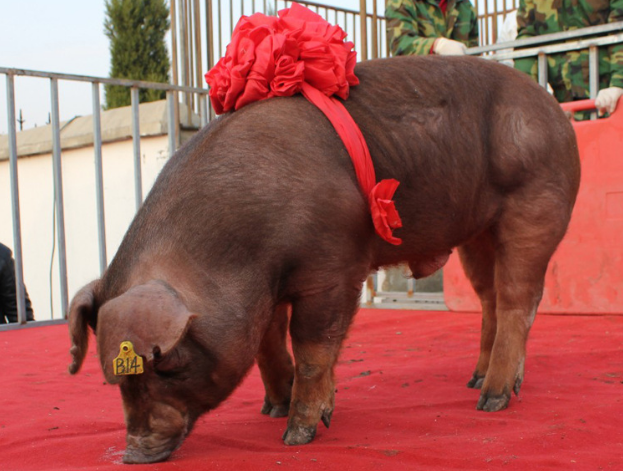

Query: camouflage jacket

[386,0,479,56]
[515,0,623,103]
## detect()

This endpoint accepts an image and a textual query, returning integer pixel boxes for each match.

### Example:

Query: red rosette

[205,2,358,112]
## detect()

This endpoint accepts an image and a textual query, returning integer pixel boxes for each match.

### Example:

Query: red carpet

[2,309,622,470]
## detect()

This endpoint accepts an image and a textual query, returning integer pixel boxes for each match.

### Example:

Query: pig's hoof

[282,424,316,445]
[321,409,333,428]
[466,373,485,389]
[261,398,290,418]
[476,392,510,412]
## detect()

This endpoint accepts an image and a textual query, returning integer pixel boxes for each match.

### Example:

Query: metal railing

[172,0,524,94]
[467,21,623,99]
[2,67,209,326]
[3,17,623,324]
[172,0,390,99]
[473,0,518,46]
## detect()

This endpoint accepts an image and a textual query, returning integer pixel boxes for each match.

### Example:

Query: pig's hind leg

[257,302,294,418]
[458,229,497,391]
[474,192,571,412]
[282,278,362,445]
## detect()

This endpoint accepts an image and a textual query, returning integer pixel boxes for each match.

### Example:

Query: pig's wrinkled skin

[68,56,580,463]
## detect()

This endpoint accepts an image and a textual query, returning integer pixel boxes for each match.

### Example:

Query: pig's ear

[96,281,197,384]
[68,280,100,375]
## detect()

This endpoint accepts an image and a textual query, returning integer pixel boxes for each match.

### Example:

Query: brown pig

[68,56,580,463]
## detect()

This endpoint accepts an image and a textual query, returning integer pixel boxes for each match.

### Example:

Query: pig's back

[343,56,579,263]
[104,55,579,293]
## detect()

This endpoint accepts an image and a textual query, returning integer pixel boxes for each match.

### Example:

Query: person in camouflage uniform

[385,0,479,56]
[515,0,623,115]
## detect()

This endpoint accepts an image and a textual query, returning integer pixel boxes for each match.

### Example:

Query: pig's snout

[123,429,186,464]
[123,438,177,464]
[122,402,192,464]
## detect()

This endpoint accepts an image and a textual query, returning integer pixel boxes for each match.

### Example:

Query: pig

[68,55,580,464]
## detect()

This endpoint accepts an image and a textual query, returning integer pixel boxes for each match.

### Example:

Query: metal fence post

[359,0,368,61]
[199,93,208,128]
[92,82,108,274]
[371,0,378,59]
[206,0,214,70]
[589,45,600,120]
[50,77,69,317]
[194,0,203,112]
[168,91,177,158]
[6,73,27,324]
[131,87,143,210]
[588,45,600,99]
[537,52,548,89]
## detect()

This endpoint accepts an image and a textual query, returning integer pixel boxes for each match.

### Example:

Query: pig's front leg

[282,282,360,445]
[257,302,294,418]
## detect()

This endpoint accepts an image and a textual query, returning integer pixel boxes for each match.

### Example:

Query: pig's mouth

[122,412,197,464]
[122,432,187,464]
[123,446,175,464]
[118,395,204,465]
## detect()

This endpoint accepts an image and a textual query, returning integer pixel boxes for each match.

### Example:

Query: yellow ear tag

[113,341,144,376]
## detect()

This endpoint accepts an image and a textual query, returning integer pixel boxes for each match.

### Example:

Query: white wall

[0,136,171,320]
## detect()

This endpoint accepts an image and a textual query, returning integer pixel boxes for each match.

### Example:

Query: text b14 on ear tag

[113,341,144,376]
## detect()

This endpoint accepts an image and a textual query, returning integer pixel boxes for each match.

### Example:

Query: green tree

[104,0,171,109]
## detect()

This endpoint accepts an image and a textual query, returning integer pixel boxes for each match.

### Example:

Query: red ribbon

[300,83,402,244]
[205,2,402,245]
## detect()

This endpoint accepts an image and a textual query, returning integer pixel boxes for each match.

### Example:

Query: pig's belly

[408,251,452,279]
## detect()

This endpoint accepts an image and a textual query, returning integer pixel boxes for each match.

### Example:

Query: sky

[0,1,110,133]
[0,0,363,134]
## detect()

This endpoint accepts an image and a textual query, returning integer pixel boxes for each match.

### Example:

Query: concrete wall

[0,135,170,320]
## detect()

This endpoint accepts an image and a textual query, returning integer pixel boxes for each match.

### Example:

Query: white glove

[432,38,467,56]
[595,87,623,115]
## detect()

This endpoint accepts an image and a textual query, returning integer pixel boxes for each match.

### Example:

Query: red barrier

[444,98,623,314]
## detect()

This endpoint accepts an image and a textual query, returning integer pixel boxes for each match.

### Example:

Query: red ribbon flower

[205,2,402,245]
[206,3,358,113]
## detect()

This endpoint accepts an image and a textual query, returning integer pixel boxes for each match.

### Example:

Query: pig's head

[68,280,226,464]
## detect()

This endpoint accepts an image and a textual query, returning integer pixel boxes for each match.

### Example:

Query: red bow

[205,2,402,245]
